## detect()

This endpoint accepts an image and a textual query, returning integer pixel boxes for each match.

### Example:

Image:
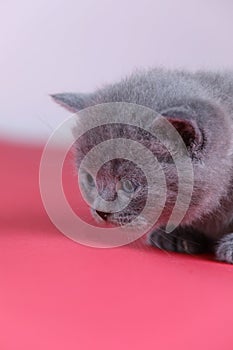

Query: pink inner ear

[166,117,203,148]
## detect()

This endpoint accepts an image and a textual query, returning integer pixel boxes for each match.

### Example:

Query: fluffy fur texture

[52,68,233,264]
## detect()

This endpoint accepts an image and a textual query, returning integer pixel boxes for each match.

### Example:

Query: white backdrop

[1,0,233,143]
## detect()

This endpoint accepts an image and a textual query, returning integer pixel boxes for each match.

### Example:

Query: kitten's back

[96,68,233,116]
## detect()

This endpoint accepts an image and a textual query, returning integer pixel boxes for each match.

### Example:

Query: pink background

[2,141,233,350]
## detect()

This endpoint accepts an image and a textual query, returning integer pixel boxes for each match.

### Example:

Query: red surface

[1,140,233,350]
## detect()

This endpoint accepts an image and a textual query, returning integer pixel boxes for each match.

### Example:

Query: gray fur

[52,68,233,264]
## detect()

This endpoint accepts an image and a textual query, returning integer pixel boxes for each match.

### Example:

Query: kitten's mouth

[91,208,137,227]
[96,210,109,221]
[91,208,113,225]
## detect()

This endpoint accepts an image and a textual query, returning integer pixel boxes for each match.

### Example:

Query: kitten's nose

[96,210,109,221]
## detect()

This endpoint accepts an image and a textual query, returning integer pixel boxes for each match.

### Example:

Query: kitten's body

[52,68,233,263]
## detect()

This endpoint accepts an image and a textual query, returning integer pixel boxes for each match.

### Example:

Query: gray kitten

[52,68,233,264]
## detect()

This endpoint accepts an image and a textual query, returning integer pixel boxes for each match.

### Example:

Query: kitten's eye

[121,179,135,193]
[86,173,95,187]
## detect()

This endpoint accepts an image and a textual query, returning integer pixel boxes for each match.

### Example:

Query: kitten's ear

[152,109,204,158]
[165,116,203,151]
[50,92,92,112]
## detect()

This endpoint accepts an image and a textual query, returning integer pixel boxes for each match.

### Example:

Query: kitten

[51,68,233,264]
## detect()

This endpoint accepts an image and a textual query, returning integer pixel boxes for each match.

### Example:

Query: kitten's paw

[149,227,211,254]
[215,233,233,264]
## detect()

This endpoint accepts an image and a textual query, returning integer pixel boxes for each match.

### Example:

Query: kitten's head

[79,156,148,226]
[51,69,233,229]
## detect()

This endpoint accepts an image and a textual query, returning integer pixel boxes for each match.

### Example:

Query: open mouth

[91,207,136,226]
